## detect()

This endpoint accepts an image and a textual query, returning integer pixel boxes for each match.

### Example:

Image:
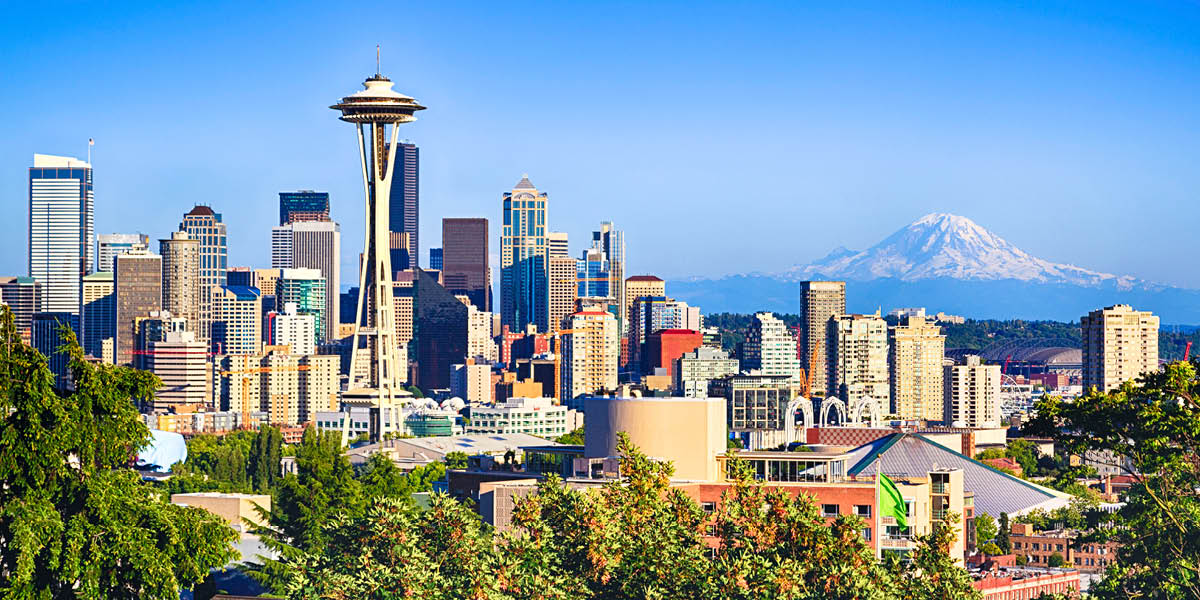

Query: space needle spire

[331,54,426,437]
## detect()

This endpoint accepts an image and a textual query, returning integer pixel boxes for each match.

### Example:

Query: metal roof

[845,433,1072,517]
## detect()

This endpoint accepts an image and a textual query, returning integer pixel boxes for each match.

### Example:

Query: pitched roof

[845,433,1071,517]
[514,175,535,190]
[185,205,216,216]
[626,275,664,282]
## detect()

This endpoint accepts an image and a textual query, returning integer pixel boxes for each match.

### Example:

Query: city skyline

[3,2,1199,289]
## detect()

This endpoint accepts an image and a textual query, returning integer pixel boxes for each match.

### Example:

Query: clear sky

[3,1,1198,288]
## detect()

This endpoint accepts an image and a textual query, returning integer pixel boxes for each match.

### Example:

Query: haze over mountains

[671,214,1200,323]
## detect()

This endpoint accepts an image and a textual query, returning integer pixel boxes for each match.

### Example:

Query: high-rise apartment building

[828,313,890,413]
[500,176,549,332]
[29,154,93,315]
[0,277,41,343]
[180,206,227,341]
[388,142,419,268]
[97,233,149,273]
[279,190,330,224]
[624,275,665,335]
[114,252,162,367]
[290,221,340,340]
[799,281,845,396]
[465,302,497,362]
[450,360,492,405]
[81,271,114,361]
[547,254,578,334]
[889,316,945,421]
[591,222,625,329]
[675,346,739,398]
[273,302,316,355]
[277,268,326,347]
[211,285,261,356]
[548,231,569,257]
[1081,304,1160,393]
[559,311,618,401]
[442,218,490,311]
[943,355,1001,428]
[160,231,201,336]
[741,312,804,382]
[148,330,211,410]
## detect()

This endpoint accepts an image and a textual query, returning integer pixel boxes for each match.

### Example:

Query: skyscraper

[277,268,326,347]
[889,316,946,421]
[576,247,611,299]
[547,254,578,334]
[828,313,889,413]
[32,312,78,389]
[148,330,211,410]
[388,142,419,268]
[273,302,316,355]
[291,220,340,340]
[559,310,618,402]
[0,277,41,343]
[500,176,548,332]
[1081,304,1159,393]
[441,217,490,311]
[97,233,149,273]
[160,231,201,335]
[180,206,227,341]
[211,285,261,356]
[799,280,845,396]
[628,296,698,372]
[429,247,443,270]
[592,222,625,329]
[944,355,1001,428]
[81,271,115,361]
[271,225,293,269]
[114,251,162,367]
[29,154,93,315]
[279,190,330,224]
[741,312,803,382]
[548,231,569,257]
[331,68,425,426]
[413,270,469,390]
[624,275,665,336]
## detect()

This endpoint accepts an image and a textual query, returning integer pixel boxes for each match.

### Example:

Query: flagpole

[875,460,882,561]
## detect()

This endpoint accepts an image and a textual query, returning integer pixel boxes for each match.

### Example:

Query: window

[822,504,840,517]
[854,505,871,518]
[862,528,872,541]
[701,502,716,514]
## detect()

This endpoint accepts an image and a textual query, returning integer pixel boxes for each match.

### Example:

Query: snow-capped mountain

[784,213,1138,289]
[668,213,1200,322]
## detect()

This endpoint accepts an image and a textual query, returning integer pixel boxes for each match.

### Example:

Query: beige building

[81,271,114,362]
[829,312,890,417]
[159,231,201,337]
[148,330,211,410]
[215,350,339,425]
[547,254,578,333]
[889,316,946,421]
[114,251,162,367]
[559,311,619,401]
[171,492,270,533]
[584,396,726,481]
[944,355,1002,428]
[800,281,845,396]
[1081,304,1159,393]
[451,360,493,405]
[548,231,569,257]
[624,275,666,335]
[465,301,498,362]
[254,268,280,297]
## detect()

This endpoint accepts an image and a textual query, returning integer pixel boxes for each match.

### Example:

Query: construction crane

[219,363,310,429]
[795,337,821,398]
[1185,341,1193,362]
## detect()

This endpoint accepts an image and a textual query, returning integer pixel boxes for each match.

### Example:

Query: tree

[979,542,1003,556]
[247,425,283,493]
[975,512,998,546]
[1005,439,1040,476]
[889,513,982,600]
[1025,361,1200,599]
[996,513,1011,553]
[555,427,584,445]
[1046,552,1065,567]
[0,310,238,598]
[445,451,469,470]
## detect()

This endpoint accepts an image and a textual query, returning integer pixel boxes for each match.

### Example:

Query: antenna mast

[376,44,380,74]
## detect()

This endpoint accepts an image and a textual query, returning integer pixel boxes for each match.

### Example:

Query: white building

[450,361,492,405]
[675,346,739,398]
[829,313,890,414]
[943,355,1002,428]
[210,286,261,356]
[148,330,212,410]
[466,302,498,362]
[741,312,803,382]
[29,154,93,314]
[273,302,316,355]
[467,397,570,438]
[560,311,619,401]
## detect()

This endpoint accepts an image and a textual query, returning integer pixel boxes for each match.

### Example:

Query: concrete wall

[584,396,725,481]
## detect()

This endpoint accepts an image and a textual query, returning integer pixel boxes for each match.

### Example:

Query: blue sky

[2,1,1198,288]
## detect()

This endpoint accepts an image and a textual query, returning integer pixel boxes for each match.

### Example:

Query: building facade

[442,217,490,311]
[97,233,149,274]
[114,252,162,367]
[889,316,946,421]
[179,206,227,341]
[290,220,340,340]
[0,276,41,342]
[276,268,326,347]
[828,313,890,414]
[450,361,492,405]
[944,355,1002,428]
[468,397,569,438]
[500,176,548,332]
[799,281,846,396]
[148,330,211,410]
[159,231,201,337]
[211,285,261,356]
[278,190,330,224]
[643,329,703,378]
[81,271,114,361]
[388,142,419,269]
[742,312,804,382]
[29,154,93,315]
[675,346,739,398]
[1081,304,1159,393]
[559,311,619,402]
[273,302,316,355]
[32,312,78,389]
[624,275,666,336]
[547,254,578,334]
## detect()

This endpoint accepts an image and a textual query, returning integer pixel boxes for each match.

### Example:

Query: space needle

[331,53,425,437]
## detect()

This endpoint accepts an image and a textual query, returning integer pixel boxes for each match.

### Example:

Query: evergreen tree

[248,425,283,493]
[0,309,237,598]
[996,513,1011,553]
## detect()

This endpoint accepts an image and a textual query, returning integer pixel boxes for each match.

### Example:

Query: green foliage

[1005,439,1040,476]
[248,425,284,493]
[1025,361,1200,598]
[727,436,743,450]
[887,512,982,600]
[358,452,446,502]
[979,542,1003,556]
[404,384,425,398]
[555,427,584,445]
[1046,552,1065,567]
[445,451,469,470]
[975,512,998,545]
[936,318,1081,351]
[996,513,1011,553]
[0,308,238,598]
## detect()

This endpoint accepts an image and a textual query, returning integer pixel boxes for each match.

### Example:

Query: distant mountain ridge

[670,214,1199,323]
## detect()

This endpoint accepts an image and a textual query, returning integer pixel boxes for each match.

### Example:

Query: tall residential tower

[500,176,548,332]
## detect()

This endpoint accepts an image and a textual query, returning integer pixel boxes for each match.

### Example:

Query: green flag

[879,473,907,530]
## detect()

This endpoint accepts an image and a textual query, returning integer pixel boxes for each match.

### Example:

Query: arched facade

[819,396,847,428]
